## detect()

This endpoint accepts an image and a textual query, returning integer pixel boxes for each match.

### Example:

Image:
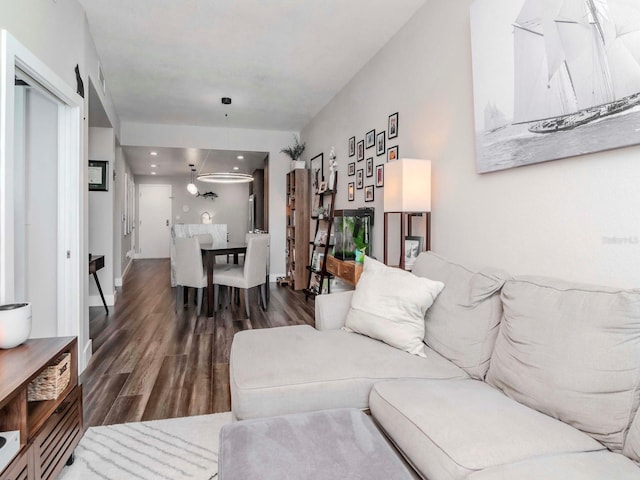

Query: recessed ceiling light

[233,166,239,170]
[150,151,158,156]
[237,155,244,160]
[151,172,157,175]
[151,164,157,168]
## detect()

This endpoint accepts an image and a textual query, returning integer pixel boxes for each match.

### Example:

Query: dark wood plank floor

[81,259,314,427]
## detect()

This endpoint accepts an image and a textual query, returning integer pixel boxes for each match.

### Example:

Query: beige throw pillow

[344,256,444,356]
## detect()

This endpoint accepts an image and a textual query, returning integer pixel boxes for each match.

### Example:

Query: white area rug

[59,412,232,480]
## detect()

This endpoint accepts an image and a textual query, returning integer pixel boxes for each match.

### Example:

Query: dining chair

[213,235,269,319]
[245,232,270,305]
[174,236,207,316]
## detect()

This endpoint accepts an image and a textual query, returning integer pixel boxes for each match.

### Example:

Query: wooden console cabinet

[0,337,83,480]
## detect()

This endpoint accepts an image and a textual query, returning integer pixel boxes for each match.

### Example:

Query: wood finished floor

[81,259,315,428]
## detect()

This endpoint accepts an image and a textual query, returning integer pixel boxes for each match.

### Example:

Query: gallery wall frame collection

[345,111,399,202]
[469,0,640,173]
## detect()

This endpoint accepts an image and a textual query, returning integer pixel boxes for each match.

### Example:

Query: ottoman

[218,409,417,479]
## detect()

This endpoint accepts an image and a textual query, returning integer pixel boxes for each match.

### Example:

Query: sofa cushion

[466,451,640,479]
[344,256,444,357]
[411,252,506,379]
[624,404,640,464]
[486,276,640,452]
[230,325,466,420]
[369,379,604,480]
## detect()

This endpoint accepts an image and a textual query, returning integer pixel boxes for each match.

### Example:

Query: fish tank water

[332,208,374,261]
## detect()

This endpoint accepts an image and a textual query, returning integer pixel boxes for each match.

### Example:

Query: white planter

[290,160,306,170]
[0,303,31,349]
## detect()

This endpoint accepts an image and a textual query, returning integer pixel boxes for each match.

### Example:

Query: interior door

[138,184,172,258]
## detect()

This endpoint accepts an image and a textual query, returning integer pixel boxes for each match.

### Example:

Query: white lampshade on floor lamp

[383,159,431,270]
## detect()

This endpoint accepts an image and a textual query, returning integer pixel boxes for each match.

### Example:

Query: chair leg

[175,286,181,312]
[244,289,250,319]
[214,284,219,312]
[260,283,267,310]
[196,288,203,317]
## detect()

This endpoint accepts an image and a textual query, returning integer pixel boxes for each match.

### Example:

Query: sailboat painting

[470,0,640,173]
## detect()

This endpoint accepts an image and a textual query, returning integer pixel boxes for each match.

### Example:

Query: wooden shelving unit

[305,173,338,299]
[285,169,310,290]
[0,337,83,480]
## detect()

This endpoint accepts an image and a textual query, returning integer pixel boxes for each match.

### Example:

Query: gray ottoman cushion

[218,409,416,479]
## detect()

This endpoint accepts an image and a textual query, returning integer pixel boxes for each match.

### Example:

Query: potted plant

[281,135,306,170]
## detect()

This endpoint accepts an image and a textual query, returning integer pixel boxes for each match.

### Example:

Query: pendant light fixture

[197,172,253,184]
[187,164,198,195]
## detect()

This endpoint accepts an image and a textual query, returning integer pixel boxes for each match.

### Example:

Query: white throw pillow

[344,256,444,356]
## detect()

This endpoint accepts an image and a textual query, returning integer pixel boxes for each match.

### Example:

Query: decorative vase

[328,171,336,190]
[0,303,31,349]
[290,160,306,171]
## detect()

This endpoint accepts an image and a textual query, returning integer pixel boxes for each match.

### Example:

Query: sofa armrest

[314,291,354,330]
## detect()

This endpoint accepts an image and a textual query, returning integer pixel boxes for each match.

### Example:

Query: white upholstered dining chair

[213,234,270,319]
[174,236,207,316]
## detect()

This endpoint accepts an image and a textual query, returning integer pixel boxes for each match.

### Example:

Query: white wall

[88,127,115,306]
[135,175,250,245]
[122,122,297,278]
[114,144,134,284]
[301,0,640,289]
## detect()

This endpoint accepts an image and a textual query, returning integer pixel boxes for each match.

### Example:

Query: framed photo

[387,146,399,162]
[365,129,375,149]
[348,182,355,201]
[356,169,364,189]
[376,131,385,156]
[310,153,324,192]
[357,140,364,161]
[364,185,374,202]
[376,164,384,187]
[388,112,399,139]
[348,136,355,157]
[348,162,355,176]
[405,236,424,271]
[88,160,108,191]
[366,158,373,177]
[318,181,328,193]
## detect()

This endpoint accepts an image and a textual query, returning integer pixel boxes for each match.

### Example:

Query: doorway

[138,184,172,258]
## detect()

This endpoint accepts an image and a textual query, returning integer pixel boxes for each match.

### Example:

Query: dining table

[200,242,247,317]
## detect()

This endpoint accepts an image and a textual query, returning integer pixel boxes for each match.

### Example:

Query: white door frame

[1,31,84,347]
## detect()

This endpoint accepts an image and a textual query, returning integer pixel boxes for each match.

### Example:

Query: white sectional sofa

[229,252,640,479]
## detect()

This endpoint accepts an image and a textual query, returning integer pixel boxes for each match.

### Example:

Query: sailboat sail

[484,103,509,132]
[513,0,640,132]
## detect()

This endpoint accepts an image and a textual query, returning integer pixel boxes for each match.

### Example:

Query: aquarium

[333,208,374,261]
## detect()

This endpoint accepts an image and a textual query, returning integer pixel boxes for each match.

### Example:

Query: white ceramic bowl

[0,303,32,349]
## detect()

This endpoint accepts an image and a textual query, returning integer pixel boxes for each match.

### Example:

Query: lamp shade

[383,159,431,212]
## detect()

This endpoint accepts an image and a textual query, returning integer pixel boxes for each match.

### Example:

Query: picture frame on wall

[357,140,364,161]
[364,185,374,202]
[365,129,376,149]
[376,131,385,156]
[388,112,399,139]
[376,164,384,187]
[348,182,355,201]
[356,169,364,189]
[88,160,108,191]
[318,181,328,193]
[310,153,324,192]
[387,146,399,162]
[405,235,424,271]
[348,162,355,176]
[349,136,356,157]
[366,158,373,177]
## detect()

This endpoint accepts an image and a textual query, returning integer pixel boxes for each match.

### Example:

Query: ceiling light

[237,155,244,160]
[198,172,253,184]
[151,172,157,175]
[151,164,157,168]
[187,165,198,195]
[233,166,239,171]
[150,151,158,156]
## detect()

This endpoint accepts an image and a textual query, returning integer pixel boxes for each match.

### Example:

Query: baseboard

[81,339,92,374]
[89,292,116,307]
[115,257,134,287]
[133,252,141,259]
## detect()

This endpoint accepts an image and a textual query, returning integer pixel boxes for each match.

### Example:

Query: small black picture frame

[310,153,324,192]
[366,158,373,177]
[365,129,375,149]
[387,145,399,162]
[88,160,109,191]
[356,169,364,189]
[376,131,385,156]
[357,140,364,161]
[348,162,355,176]
[348,182,355,201]
[388,112,399,139]
[376,164,384,187]
[349,136,356,157]
[364,185,374,202]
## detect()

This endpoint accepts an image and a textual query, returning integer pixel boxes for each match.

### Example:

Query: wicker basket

[27,353,71,402]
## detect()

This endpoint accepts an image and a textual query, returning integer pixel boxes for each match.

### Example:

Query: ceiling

[122,146,268,177]
[79,0,428,131]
